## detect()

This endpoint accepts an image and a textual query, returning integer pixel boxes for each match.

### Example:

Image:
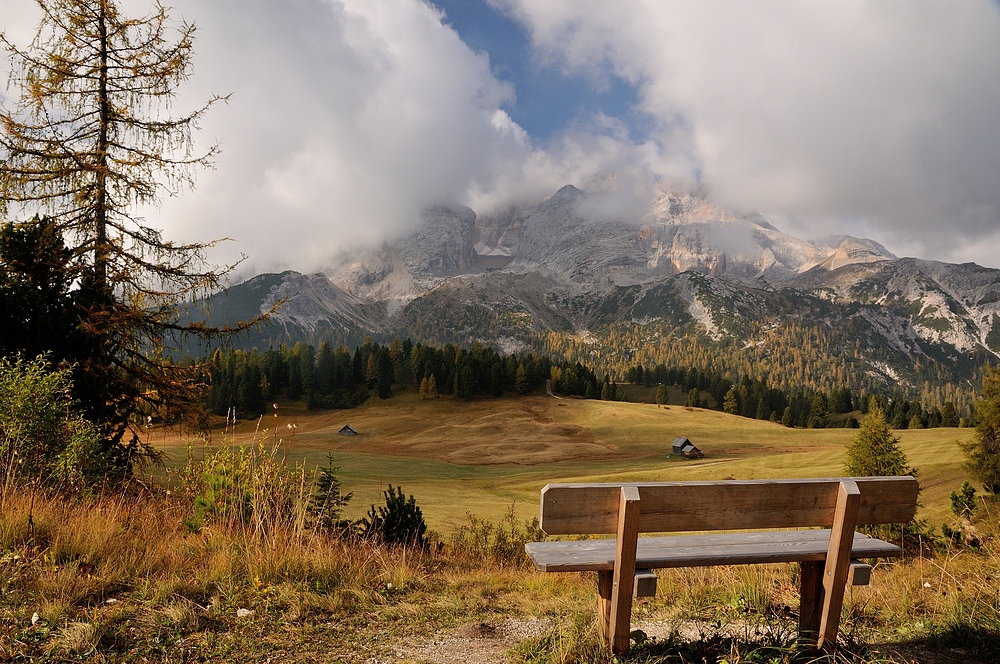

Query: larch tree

[0,0,246,476]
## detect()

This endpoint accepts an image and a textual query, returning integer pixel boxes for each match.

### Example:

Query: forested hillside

[200,337,965,432]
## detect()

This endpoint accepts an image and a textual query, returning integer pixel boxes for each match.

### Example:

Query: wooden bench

[524,477,918,655]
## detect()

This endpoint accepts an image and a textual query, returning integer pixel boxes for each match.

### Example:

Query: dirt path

[394,618,550,663]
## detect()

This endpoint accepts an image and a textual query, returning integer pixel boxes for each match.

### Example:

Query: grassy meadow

[150,391,976,531]
[4,390,997,663]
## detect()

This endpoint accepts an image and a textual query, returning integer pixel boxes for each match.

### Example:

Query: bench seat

[525,529,899,572]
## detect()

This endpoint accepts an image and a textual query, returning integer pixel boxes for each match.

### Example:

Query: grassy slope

[152,392,975,532]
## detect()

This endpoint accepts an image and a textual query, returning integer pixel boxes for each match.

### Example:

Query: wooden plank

[539,477,918,535]
[634,569,658,597]
[524,530,901,572]
[798,561,824,648]
[817,480,860,650]
[608,486,641,656]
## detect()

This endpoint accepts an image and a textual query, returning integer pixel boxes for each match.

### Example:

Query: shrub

[950,481,978,519]
[363,485,427,548]
[449,503,543,567]
[180,440,308,535]
[0,355,108,496]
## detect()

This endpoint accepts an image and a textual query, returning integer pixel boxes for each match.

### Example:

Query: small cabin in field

[339,424,359,436]
[671,437,704,459]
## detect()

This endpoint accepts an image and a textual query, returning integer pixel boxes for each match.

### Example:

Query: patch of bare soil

[393,618,550,664]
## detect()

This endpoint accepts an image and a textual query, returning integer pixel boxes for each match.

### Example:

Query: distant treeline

[624,363,962,429]
[202,338,965,430]
[203,338,599,419]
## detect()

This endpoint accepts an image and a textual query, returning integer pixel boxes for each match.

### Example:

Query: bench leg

[798,561,824,648]
[597,570,613,642]
[608,486,641,656]
[817,479,860,650]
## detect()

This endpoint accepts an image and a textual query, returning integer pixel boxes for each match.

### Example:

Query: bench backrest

[539,476,918,535]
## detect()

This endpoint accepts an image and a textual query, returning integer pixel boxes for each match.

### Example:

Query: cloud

[4,0,999,272]
[495,0,1000,265]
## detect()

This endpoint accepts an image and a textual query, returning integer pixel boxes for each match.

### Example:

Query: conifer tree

[722,388,738,415]
[845,403,912,477]
[961,366,1000,494]
[0,0,245,471]
[515,364,529,395]
[686,387,700,408]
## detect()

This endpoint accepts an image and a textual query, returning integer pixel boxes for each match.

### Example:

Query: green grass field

[151,392,976,532]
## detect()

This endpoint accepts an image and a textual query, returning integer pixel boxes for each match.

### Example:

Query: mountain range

[199,185,1000,402]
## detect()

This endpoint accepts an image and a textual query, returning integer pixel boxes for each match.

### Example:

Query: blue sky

[430,0,644,142]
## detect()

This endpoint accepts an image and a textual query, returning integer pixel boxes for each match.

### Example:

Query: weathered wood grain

[524,529,901,572]
[818,480,860,650]
[539,477,918,535]
[609,486,641,656]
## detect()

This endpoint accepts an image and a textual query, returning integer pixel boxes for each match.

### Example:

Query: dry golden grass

[1,480,998,663]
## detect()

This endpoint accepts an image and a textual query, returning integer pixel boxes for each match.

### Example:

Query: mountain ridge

[201,185,999,402]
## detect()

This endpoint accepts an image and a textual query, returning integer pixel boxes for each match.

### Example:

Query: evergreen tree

[845,404,913,477]
[961,366,1000,494]
[364,485,427,548]
[376,347,393,399]
[308,454,353,534]
[941,402,960,427]
[723,388,739,415]
[515,364,529,395]
[686,387,700,408]
[0,217,77,361]
[949,481,978,519]
[655,384,669,405]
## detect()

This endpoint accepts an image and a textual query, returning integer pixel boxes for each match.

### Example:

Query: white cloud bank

[3,0,1000,272]
[496,0,1000,266]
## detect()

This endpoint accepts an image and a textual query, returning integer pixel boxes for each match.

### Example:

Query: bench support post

[798,560,824,647]
[817,479,860,650]
[596,570,613,643]
[608,486,641,656]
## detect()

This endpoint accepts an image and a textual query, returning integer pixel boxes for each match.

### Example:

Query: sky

[2,0,1000,275]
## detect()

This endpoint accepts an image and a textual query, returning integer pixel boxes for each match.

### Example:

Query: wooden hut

[671,436,704,459]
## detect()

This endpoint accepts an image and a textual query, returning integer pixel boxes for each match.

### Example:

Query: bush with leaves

[450,504,543,567]
[364,485,428,548]
[181,441,307,535]
[0,355,110,496]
